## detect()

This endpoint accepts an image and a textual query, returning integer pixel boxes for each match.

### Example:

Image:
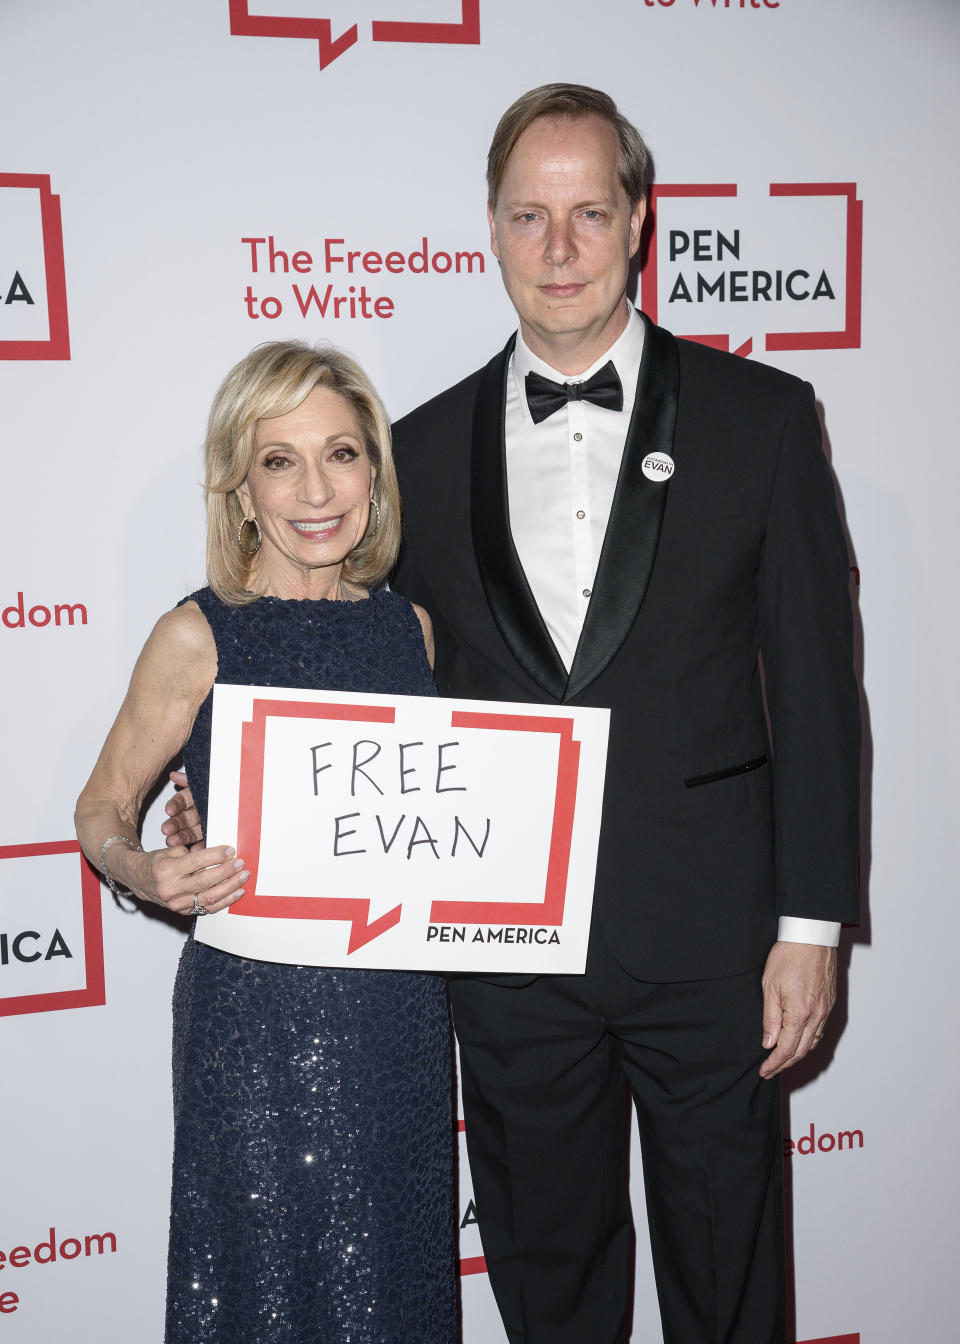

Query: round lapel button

[642,452,675,482]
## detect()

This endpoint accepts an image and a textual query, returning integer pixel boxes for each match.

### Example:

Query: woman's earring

[367,497,381,538]
[238,516,262,555]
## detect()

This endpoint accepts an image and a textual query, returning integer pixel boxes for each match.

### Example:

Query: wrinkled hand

[759,941,837,1079]
[161,770,204,848]
[109,839,247,916]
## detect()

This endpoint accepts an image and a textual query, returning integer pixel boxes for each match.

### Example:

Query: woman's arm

[75,603,248,915]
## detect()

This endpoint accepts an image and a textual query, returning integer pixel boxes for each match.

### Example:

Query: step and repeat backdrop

[2,1,958,1340]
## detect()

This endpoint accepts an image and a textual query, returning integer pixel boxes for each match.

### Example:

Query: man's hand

[161,770,204,847]
[759,941,837,1079]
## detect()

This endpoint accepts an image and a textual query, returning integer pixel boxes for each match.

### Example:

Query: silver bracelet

[99,834,144,898]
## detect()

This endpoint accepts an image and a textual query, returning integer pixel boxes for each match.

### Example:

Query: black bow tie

[524,360,624,425]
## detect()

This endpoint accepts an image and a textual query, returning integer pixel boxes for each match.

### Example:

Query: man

[167,84,859,1344]
[389,85,859,1344]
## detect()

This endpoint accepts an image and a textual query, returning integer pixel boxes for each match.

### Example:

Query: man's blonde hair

[487,83,650,209]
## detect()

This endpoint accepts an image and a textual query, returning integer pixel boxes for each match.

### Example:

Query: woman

[75,342,457,1343]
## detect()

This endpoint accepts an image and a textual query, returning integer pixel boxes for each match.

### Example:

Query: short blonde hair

[205,341,401,604]
[487,83,650,209]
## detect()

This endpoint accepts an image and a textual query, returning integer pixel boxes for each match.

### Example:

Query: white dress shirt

[504,306,839,948]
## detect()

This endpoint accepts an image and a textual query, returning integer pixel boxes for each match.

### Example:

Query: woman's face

[236,386,375,597]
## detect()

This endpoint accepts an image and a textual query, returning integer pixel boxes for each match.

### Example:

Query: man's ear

[628,197,647,260]
[487,203,500,262]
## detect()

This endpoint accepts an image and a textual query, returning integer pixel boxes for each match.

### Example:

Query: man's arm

[161,770,204,847]
[756,382,861,1076]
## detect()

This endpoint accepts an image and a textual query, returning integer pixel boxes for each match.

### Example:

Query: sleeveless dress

[165,587,457,1344]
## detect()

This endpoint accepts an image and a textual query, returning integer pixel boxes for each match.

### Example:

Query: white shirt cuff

[777,916,841,947]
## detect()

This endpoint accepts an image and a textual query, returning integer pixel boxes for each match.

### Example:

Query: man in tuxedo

[389,84,860,1343]
[164,82,859,1344]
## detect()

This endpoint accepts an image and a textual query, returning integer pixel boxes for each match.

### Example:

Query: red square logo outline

[766,183,862,350]
[640,182,862,356]
[641,183,740,352]
[0,840,104,1017]
[0,174,70,361]
[229,698,581,935]
[430,709,580,926]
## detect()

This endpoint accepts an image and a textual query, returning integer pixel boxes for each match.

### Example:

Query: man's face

[488,115,645,371]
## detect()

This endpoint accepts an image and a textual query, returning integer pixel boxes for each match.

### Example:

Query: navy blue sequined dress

[165,588,457,1344]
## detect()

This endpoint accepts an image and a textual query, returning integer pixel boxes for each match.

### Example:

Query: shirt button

[582,588,591,599]
[576,510,585,520]
[573,432,583,442]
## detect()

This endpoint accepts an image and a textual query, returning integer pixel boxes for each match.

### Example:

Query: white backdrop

[2,1,959,1340]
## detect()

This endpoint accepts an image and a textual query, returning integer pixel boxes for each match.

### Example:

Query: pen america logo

[0,842,104,1017]
[640,182,862,359]
[0,175,70,361]
[229,0,480,71]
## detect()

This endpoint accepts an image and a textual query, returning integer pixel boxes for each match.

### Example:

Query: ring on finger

[191,894,207,917]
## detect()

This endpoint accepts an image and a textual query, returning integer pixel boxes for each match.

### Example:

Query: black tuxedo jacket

[392,315,860,981]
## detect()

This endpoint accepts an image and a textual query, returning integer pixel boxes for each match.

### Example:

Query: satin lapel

[565,316,680,702]
[470,336,569,701]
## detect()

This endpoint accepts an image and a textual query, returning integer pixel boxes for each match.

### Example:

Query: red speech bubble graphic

[0,842,104,1017]
[429,710,580,928]
[229,1,480,70]
[0,175,70,361]
[640,182,862,359]
[371,0,480,45]
[230,698,581,952]
[232,699,400,951]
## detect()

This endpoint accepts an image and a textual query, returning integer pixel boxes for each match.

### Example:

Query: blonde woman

[75,342,456,1343]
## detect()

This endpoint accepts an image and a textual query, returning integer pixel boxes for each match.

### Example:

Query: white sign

[195,685,610,973]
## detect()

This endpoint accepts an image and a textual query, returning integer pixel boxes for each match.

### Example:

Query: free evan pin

[642,452,675,481]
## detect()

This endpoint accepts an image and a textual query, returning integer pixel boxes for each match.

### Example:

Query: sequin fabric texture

[165,588,457,1343]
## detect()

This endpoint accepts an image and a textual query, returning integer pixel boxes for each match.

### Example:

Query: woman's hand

[107,839,248,916]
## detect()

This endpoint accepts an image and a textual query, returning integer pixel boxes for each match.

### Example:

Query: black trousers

[450,928,785,1344]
